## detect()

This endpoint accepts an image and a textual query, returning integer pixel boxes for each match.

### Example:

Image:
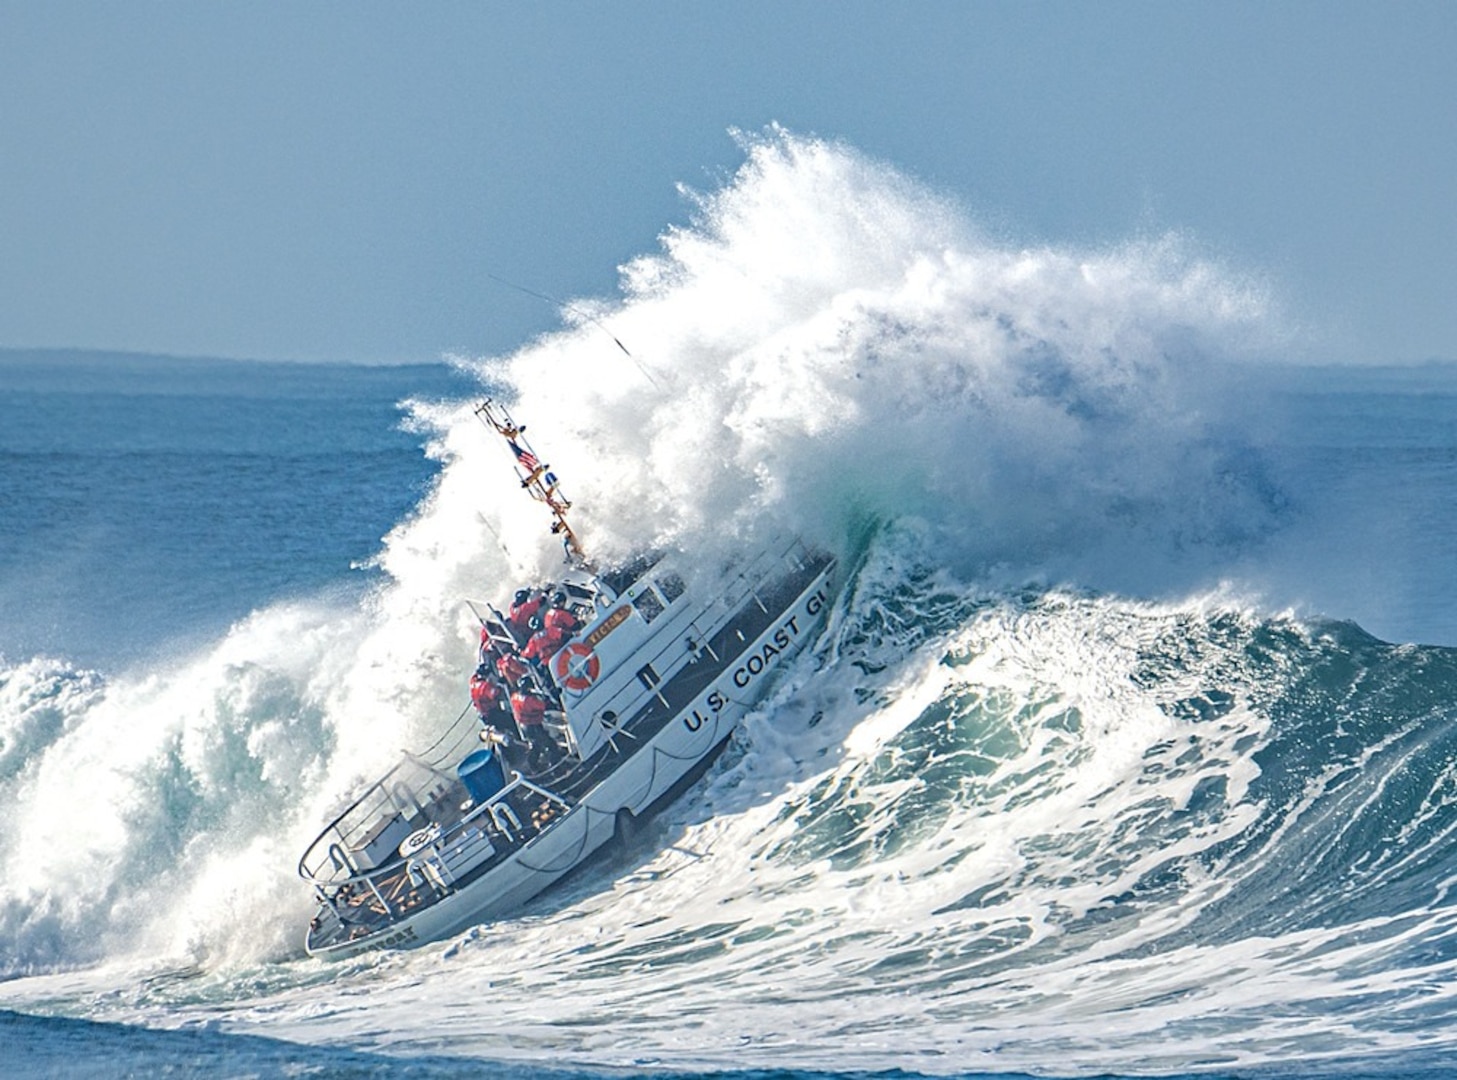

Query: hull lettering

[681,578,831,735]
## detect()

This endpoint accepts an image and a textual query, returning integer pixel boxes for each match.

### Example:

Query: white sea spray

[4,131,1457,1078]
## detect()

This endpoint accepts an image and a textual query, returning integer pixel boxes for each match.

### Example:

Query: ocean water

[5,131,1457,1079]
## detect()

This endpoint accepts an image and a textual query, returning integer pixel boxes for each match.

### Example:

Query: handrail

[303,536,817,882]
[299,771,572,887]
[297,714,486,884]
[304,538,830,955]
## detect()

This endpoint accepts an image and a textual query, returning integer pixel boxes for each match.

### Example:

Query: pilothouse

[298,400,835,958]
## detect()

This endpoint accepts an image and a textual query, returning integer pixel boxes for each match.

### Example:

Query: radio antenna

[485,272,662,391]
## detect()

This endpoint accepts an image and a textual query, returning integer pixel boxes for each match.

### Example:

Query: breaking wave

[453,127,1284,590]
[5,129,1456,1075]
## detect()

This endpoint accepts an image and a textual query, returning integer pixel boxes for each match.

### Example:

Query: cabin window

[657,573,686,603]
[633,587,666,623]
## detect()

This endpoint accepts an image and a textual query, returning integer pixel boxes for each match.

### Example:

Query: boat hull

[306,559,833,959]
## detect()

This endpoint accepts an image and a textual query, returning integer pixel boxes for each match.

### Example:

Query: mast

[474,399,586,564]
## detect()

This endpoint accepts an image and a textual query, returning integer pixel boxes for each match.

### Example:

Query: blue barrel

[458,747,506,805]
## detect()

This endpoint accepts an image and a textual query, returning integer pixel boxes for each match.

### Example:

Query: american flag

[508,439,539,471]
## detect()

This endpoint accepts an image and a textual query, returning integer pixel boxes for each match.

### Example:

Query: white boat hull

[306,560,833,959]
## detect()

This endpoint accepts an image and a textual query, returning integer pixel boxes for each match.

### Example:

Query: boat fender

[553,642,601,693]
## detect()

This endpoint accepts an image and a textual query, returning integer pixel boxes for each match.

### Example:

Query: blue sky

[2,2,1453,365]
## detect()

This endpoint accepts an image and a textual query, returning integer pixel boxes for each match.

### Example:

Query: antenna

[474,399,587,564]
[485,272,663,391]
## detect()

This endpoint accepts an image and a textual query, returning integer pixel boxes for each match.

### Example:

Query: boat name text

[683,585,829,733]
[361,923,418,952]
[586,606,632,648]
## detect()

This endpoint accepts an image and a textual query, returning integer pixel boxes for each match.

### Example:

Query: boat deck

[302,546,833,955]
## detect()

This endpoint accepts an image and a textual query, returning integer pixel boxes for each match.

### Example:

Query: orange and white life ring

[553,642,601,693]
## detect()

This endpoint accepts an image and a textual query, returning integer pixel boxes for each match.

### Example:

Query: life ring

[553,642,601,693]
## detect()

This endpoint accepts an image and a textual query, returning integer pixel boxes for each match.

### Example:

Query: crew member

[542,591,581,635]
[522,614,569,668]
[510,686,552,771]
[494,648,531,688]
[469,664,507,720]
[507,589,543,640]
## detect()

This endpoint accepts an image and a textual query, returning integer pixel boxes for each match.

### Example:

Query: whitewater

[5,130,1457,1077]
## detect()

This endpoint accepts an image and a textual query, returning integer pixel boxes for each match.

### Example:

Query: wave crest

[451,128,1283,596]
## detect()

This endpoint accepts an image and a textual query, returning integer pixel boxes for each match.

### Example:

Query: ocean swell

[7,128,1457,1078]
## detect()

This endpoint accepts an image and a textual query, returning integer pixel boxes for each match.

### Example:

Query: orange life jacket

[470,675,500,712]
[508,595,543,632]
[510,691,547,728]
[522,625,568,663]
[495,652,530,686]
[543,606,580,634]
